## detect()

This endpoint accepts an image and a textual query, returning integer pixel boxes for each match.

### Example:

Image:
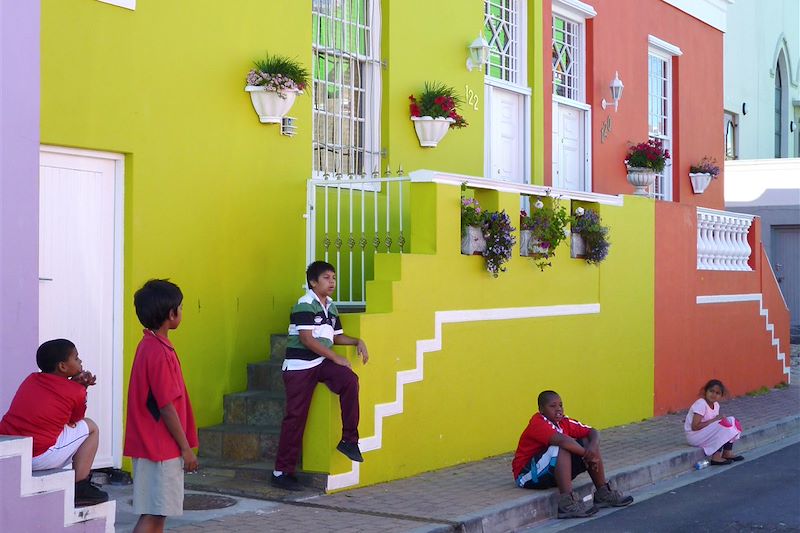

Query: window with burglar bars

[552,15,581,101]
[484,0,519,83]
[648,52,671,200]
[312,0,381,176]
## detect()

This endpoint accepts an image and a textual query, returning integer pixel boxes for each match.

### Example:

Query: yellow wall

[304,182,655,487]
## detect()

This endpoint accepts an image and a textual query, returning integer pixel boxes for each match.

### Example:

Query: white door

[39,147,124,468]
[488,86,524,183]
[553,101,586,191]
[772,225,800,327]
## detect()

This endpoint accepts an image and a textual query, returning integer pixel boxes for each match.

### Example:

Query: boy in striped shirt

[512,390,633,518]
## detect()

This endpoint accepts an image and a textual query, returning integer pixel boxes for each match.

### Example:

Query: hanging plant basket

[626,166,657,196]
[689,172,713,194]
[245,86,300,124]
[461,225,486,255]
[411,116,455,147]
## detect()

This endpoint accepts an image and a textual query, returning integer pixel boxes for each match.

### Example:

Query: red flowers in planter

[408,82,468,129]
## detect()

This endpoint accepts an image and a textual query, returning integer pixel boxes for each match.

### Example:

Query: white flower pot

[519,229,532,256]
[689,172,713,194]
[626,166,657,196]
[411,116,455,147]
[571,232,586,258]
[461,225,486,255]
[245,85,300,124]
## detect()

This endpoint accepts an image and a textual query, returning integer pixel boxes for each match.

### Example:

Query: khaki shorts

[132,457,184,516]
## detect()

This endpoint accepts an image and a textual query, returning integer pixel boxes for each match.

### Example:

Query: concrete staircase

[0,435,115,532]
[190,335,327,498]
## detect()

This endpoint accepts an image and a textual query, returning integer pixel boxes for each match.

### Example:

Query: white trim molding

[96,0,135,9]
[552,0,597,20]
[660,0,730,33]
[326,302,601,490]
[648,35,683,57]
[409,169,624,206]
[696,293,790,380]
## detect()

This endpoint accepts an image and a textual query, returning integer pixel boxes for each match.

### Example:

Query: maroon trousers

[274,359,360,474]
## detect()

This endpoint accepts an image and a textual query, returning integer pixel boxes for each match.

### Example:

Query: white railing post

[696,207,754,271]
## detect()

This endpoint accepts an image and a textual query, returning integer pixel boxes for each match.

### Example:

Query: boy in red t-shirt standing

[124,279,198,533]
[512,390,633,519]
[0,338,108,506]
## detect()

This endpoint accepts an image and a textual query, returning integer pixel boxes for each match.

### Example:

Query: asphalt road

[548,442,800,533]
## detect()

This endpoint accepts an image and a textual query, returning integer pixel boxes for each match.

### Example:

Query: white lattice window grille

[648,50,672,201]
[312,0,381,177]
[552,15,581,101]
[484,0,519,84]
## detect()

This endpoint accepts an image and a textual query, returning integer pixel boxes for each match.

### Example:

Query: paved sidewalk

[152,377,800,533]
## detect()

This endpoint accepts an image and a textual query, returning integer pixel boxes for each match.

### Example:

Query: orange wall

[654,204,789,415]
[546,0,724,206]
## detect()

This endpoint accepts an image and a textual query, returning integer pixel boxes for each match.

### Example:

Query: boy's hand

[182,448,198,473]
[333,355,352,368]
[356,339,369,364]
[71,371,97,388]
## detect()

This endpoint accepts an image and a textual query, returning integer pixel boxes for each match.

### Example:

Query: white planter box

[461,225,486,255]
[245,86,300,124]
[689,172,713,194]
[411,116,455,147]
[626,166,657,196]
[571,232,586,258]
[519,229,532,256]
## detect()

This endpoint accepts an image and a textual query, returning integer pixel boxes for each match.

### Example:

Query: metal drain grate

[183,494,238,511]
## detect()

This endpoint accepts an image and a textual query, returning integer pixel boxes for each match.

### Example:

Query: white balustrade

[306,168,410,307]
[696,208,754,271]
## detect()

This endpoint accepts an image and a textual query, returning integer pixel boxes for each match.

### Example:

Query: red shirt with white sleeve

[0,373,87,457]
[124,330,198,461]
[512,412,592,479]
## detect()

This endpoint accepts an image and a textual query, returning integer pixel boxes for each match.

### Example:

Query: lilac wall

[0,0,40,412]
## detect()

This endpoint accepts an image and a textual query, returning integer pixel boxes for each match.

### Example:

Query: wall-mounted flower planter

[626,166,657,196]
[689,172,713,194]
[411,116,455,147]
[461,225,486,255]
[245,86,300,124]
[519,229,532,256]
[570,232,586,259]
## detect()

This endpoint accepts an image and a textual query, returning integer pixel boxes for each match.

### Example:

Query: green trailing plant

[520,195,571,271]
[461,196,483,236]
[571,207,610,265]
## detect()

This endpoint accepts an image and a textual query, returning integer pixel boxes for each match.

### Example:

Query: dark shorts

[516,440,588,489]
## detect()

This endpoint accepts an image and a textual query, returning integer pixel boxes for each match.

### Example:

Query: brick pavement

[168,382,800,533]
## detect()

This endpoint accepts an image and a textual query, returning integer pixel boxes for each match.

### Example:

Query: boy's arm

[159,403,198,473]
[548,432,586,457]
[299,330,352,368]
[333,333,369,364]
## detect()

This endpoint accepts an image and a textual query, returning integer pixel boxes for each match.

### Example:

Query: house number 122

[465,85,479,111]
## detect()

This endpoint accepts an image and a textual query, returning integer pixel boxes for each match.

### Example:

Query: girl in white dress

[684,379,743,465]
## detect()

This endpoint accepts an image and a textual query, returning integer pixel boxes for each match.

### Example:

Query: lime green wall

[41,0,314,430]
[304,182,655,487]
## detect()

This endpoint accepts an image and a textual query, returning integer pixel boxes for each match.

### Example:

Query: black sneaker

[75,477,109,507]
[270,473,303,492]
[336,440,364,462]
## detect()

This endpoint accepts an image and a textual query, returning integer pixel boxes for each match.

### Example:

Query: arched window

[775,59,783,158]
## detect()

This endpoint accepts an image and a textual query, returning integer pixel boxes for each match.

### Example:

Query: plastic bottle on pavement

[694,459,710,470]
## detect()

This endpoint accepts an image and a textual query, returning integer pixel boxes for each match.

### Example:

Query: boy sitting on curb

[512,390,633,518]
[0,338,108,506]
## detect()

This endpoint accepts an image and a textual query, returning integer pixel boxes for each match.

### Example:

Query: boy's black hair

[537,390,560,408]
[134,279,183,330]
[306,261,336,286]
[37,339,76,373]
[701,379,727,396]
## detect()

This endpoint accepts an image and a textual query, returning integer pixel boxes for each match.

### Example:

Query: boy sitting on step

[0,338,108,507]
[512,390,633,519]
[271,261,369,491]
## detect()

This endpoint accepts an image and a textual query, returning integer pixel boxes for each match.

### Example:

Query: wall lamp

[601,71,624,112]
[466,35,490,72]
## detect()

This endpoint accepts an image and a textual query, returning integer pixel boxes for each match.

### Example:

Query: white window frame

[724,110,739,160]
[551,0,595,192]
[312,0,382,180]
[96,0,135,9]
[648,35,681,201]
[483,0,532,184]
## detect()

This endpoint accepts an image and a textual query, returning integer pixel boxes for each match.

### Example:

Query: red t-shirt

[512,412,592,478]
[123,330,198,461]
[0,373,87,457]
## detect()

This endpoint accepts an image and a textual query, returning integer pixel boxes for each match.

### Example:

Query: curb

[418,414,800,533]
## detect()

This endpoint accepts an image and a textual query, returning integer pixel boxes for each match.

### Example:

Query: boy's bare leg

[133,515,166,533]
[553,447,575,494]
[72,418,99,481]
[585,451,609,489]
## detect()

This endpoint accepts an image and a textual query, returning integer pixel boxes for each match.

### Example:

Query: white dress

[684,398,742,456]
